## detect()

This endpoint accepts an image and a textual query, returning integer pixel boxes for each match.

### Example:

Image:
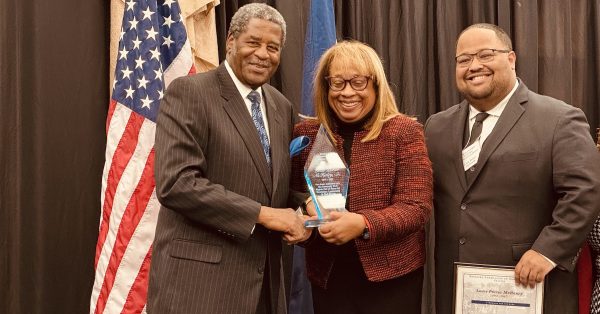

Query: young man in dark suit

[425,23,600,313]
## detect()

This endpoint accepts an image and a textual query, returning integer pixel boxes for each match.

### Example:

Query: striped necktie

[467,112,489,147]
[247,90,271,168]
[465,112,489,183]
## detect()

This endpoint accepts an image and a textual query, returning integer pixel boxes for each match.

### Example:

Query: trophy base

[304,218,332,228]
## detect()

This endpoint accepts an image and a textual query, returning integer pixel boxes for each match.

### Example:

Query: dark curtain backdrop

[1,0,598,313]
[215,0,600,128]
[0,0,109,313]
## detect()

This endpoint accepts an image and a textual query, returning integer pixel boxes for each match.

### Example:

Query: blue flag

[301,0,336,116]
[291,3,336,314]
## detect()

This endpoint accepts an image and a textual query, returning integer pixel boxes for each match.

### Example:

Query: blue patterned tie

[247,90,271,168]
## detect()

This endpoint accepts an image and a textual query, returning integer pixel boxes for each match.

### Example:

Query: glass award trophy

[304,125,350,228]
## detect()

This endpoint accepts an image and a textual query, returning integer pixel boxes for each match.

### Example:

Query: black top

[328,109,375,288]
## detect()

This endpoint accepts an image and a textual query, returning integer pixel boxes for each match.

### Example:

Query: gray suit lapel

[217,65,273,196]
[263,88,283,200]
[465,83,528,191]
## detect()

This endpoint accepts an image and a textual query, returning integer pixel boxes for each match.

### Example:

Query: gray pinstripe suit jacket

[147,64,298,314]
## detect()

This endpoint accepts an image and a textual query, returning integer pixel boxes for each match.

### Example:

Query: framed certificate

[454,263,543,314]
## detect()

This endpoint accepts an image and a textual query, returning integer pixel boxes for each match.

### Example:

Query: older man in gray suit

[425,23,600,313]
[148,4,310,314]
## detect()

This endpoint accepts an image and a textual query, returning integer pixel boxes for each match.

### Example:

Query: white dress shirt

[467,80,519,147]
[224,60,271,142]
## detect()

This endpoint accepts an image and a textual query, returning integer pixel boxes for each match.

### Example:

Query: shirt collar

[469,80,519,119]
[224,60,263,99]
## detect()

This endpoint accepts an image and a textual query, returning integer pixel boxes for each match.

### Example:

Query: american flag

[90,0,194,313]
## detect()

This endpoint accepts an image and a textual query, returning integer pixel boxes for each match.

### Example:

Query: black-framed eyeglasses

[325,75,372,91]
[455,49,511,67]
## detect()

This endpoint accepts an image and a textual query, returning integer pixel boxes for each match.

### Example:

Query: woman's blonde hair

[313,41,401,143]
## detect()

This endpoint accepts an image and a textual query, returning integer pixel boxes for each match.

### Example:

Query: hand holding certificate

[454,263,544,314]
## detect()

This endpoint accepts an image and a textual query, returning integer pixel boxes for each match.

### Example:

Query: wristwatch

[361,225,370,240]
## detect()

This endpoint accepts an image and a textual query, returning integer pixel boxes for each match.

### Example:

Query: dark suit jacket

[147,64,298,314]
[424,81,600,314]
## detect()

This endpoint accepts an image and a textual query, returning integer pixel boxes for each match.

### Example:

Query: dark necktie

[467,112,490,147]
[465,112,489,183]
[247,90,271,168]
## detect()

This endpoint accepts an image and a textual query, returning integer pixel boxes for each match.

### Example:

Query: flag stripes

[90,0,195,312]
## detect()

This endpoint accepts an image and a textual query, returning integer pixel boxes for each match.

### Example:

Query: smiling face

[326,58,376,123]
[455,28,516,111]
[226,18,282,89]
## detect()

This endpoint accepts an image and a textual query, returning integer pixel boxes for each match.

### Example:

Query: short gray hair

[228,3,286,46]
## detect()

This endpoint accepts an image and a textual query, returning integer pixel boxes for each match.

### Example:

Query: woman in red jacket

[291,41,433,314]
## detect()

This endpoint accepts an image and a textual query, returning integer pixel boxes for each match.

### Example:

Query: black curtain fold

[1,0,108,313]
[1,0,599,313]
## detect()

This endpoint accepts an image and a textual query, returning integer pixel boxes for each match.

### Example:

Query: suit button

[459,238,466,245]
[460,203,467,210]
[258,266,264,274]
[469,166,476,172]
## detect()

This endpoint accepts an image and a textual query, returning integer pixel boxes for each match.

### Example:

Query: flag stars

[135,56,145,69]
[121,67,133,80]
[162,15,174,28]
[141,95,153,109]
[126,0,135,11]
[153,68,163,80]
[129,16,139,30]
[110,0,184,121]
[162,35,174,47]
[141,7,154,21]
[132,37,142,49]
[119,47,129,60]
[138,76,149,89]
[149,48,160,61]
[146,27,158,40]
[125,86,135,99]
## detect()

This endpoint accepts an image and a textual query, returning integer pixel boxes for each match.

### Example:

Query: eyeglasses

[455,49,511,67]
[325,75,372,91]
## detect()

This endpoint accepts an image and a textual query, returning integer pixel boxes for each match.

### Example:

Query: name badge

[462,143,481,171]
